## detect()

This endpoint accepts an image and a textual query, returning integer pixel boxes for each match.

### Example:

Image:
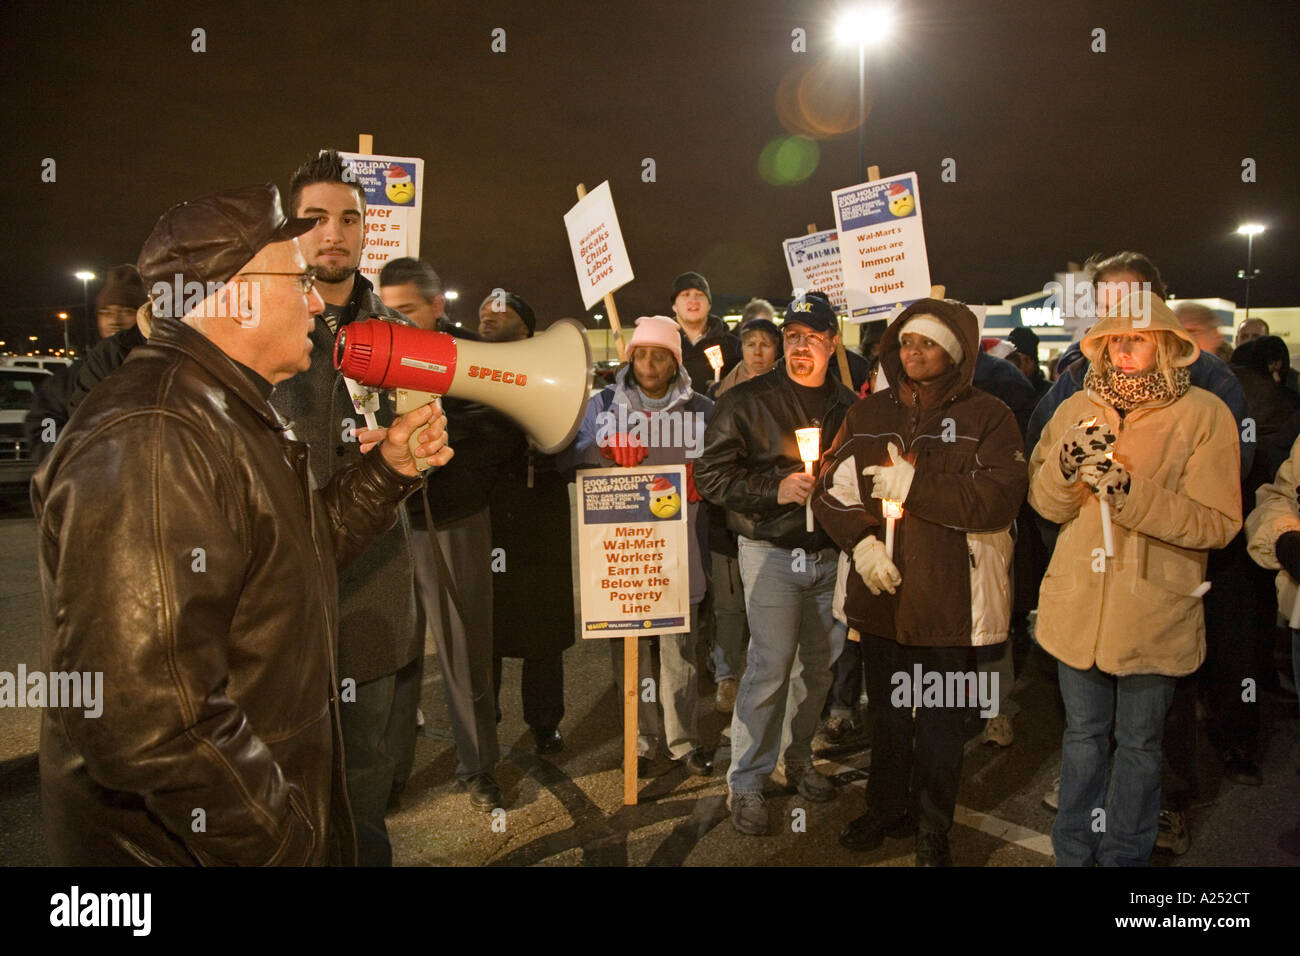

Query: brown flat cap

[137,183,317,292]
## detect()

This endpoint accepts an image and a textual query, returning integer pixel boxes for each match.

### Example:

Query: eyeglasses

[234,269,318,295]
[783,331,831,348]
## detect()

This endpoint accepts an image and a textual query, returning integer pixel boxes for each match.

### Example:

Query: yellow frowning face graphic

[384,166,415,204]
[648,477,682,519]
[888,185,914,217]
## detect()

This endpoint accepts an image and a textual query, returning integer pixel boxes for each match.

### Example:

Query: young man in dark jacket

[696,291,856,835]
[273,150,425,864]
[671,271,741,394]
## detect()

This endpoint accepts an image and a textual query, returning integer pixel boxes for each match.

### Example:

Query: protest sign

[782,229,846,312]
[564,180,635,311]
[577,465,689,637]
[339,151,424,286]
[831,171,932,322]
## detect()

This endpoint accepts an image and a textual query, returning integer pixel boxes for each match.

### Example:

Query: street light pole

[837,6,895,184]
[857,40,867,182]
[58,312,70,354]
[1235,224,1264,320]
[75,270,96,353]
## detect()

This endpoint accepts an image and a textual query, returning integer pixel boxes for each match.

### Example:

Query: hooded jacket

[31,316,423,865]
[813,299,1027,647]
[1028,292,1241,676]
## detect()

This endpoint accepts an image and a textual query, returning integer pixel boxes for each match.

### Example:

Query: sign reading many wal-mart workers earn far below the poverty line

[577,466,689,638]
[340,151,425,287]
[832,171,933,322]
[564,180,635,311]
[782,229,847,313]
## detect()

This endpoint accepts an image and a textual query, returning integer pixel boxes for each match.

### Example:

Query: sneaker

[1042,775,1060,812]
[716,678,738,714]
[1155,809,1190,855]
[981,714,1014,747]
[729,791,769,836]
[838,809,917,851]
[786,763,836,803]
[915,830,952,867]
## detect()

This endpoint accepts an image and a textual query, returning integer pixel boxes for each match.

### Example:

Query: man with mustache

[696,291,856,835]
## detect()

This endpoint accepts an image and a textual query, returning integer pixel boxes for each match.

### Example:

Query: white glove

[861,442,915,504]
[853,535,901,596]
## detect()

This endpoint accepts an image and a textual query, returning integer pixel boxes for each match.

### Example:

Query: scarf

[1085,359,1190,411]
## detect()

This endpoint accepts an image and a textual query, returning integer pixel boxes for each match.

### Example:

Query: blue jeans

[1054,661,1176,867]
[727,538,838,793]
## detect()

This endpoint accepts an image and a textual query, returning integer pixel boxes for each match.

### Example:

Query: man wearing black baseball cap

[32,183,452,866]
[695,289,856,835]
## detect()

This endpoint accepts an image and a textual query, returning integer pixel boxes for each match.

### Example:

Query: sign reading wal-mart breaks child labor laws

[340,151,425,286]
[563,181,635,310]
[832,171,932,321]
[782,229,847,312]
[578,465,688,637]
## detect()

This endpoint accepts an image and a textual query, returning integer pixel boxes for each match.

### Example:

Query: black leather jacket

[32,316,423,866]
[695,364,856,551]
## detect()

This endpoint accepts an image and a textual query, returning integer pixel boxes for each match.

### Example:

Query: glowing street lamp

[57,311,70,353]
[836,5,896,182]
[1235,223,1265,319]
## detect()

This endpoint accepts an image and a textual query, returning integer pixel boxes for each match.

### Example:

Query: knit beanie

[627,315,683,364]
[672,271,711,303]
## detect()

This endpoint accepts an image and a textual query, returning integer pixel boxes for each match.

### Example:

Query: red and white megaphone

[335,318,592,469]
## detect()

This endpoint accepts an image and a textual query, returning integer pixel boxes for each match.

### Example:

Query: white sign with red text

[564,181,635,311]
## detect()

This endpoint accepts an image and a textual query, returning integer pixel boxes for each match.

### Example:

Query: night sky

[2,0,1297,351]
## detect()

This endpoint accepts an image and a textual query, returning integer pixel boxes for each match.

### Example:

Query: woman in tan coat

[1028,290,1240,866]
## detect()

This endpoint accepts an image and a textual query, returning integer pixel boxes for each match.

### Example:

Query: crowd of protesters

[22,150,1299,866]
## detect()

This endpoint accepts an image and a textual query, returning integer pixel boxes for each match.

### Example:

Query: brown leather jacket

[31,316,423,866]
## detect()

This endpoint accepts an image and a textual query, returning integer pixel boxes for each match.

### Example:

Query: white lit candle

[881,498,903,561]
[795,426,821,533]
[705,345,724,384]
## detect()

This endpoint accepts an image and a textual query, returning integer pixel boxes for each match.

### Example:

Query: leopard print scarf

[1085,359,1190,411]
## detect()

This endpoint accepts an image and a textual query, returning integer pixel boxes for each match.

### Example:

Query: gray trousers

[411,507,499,780]
[610,605,701,760]
[709,552,749,681]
